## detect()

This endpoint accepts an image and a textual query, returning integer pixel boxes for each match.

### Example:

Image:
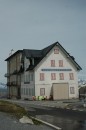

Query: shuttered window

[59,73,64,80]
[69,73,74,80]
[51,60,55,67]
[51,73,56,80]
[59,60,63,67]
[40,73,44,81]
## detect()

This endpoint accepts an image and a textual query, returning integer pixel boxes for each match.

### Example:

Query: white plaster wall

[21,57,35,99]
[34,45,79,99]
[35,84,50,97]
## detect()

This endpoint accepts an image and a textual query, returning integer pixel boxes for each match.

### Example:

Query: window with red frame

[69,73,74,80]
[51,73,56,80]
[51,60,55,67]
[59,60,63,67]
[54,48,59,54]
[40,73,44,81]
[59,73,64,80]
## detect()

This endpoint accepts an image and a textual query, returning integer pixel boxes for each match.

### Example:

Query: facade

[5,50,23,98]
[5,42,82,100]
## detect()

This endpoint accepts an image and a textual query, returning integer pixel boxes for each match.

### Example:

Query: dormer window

[25,62,28,70]
[24,57,29,70]
[32,58,34,65]
[29,58,34,66]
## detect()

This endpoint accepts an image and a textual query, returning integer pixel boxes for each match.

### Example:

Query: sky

[0,0,86,83]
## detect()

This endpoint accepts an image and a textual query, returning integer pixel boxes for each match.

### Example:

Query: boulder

[19,116,34,124]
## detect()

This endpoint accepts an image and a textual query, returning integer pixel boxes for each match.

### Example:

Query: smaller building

[79,84,86,99]
[5,50,23,99]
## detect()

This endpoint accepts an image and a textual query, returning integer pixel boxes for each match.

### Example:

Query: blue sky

[0,0,86,82]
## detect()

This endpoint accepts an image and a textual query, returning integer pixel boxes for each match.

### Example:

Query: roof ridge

[42,41,58,51]
[23,49,41,51]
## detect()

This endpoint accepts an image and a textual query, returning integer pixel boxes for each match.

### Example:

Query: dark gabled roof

[26,41,82,71]
[23,49,42,58]
[41,42,57,56]
[26,42,58,71]
[57,42,82,70]
[5,50,23,61]
[5,41,82,71]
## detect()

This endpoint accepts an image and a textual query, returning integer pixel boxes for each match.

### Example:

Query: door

[53,83,69,100]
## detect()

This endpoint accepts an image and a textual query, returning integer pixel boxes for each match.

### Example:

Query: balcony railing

[7,82,11,86]
[7,81,21,86]
[4,73,10,77]
[12,70,18,75]
[18,66,24,74]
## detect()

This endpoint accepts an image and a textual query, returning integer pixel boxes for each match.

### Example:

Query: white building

[21,42,82,100]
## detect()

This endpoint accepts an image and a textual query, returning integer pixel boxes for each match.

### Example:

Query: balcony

[12,70,18,75]
[11,81,17,86]
[4,73,10,77]
[18,66,24,74]
[7,82,11,86]
[7,81,21,86]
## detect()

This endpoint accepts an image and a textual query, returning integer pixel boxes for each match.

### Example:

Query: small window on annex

[30,73,33,81]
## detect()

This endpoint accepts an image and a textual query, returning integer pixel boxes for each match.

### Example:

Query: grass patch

[32,118,42,125]
[0,100,42,125]
[0,100,27,118]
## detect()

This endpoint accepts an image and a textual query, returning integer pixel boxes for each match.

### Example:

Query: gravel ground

[0,112,54,130]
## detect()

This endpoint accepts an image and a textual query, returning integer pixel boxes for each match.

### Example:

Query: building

[5,50,23,98]
[79,84,86,99]
[5,42,82,100]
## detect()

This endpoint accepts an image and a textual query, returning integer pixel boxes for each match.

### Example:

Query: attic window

[54,48,59,54]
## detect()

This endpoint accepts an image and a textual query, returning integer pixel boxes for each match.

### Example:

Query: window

[51,73,56,80]
[21,88,23,94]
[40,88,45,96]
[26,88,28,95]
[51,60,55,67]
[30,73,33,81]
[59,73,64,80]
[21,74,24,82]
[59,60,63,67]
[24,73,30,83]
[69,73,74,80]
[25,62,28,70]
[40,73,44,81]
[24,88,26,95]
[54,48,59,54]
[70,87,75,94]
[32,88,34,96]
